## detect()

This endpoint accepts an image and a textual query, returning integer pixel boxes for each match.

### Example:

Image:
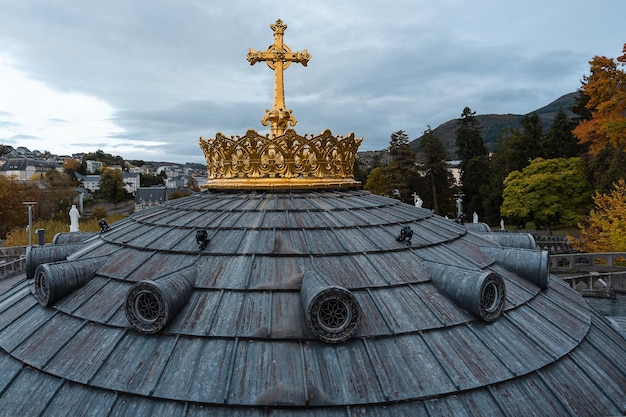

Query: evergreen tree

[480,129,516,225]
[456,107,487,161]
[541,110,586,158]
[455,107,489,218]
[584,143,626,193]
[418,128,454,215]
[517,112,544,162]
[353,158,370,185]
[571,89,592,122]
[383,130,420,204]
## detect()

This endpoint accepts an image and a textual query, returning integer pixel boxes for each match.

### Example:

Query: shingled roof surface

[0,189,625,416]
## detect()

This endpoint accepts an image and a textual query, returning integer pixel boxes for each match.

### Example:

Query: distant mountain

[409,92,578,159]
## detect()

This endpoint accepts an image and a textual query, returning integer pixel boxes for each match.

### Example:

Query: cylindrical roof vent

[476,232,537,249]
[51,232,97,245]
[33,257,107,307]
[427,263,506,322]
[464,222,491,233]
[480,246,549,289]
[125,268,196,334]
[25,243,85,279]
[301,270,361,343]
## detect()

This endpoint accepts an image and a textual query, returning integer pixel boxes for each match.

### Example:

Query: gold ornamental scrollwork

[199,129,362,189]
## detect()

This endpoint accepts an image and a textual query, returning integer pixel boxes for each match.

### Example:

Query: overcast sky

[0,1,624,164]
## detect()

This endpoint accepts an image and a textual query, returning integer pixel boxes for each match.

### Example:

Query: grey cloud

[0,0,624,162]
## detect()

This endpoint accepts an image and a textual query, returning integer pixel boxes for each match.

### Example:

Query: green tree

[541,110,586,158]
[480,115,544,225]
[456,107,487,161]
[501,157,592,230]
[510,112,544,164]
[384,130,420,203]
[418,128,455,215]
[364,167,389,196]
[455,107,489,217]
[570,178,626,252]
[480,130,515,224]
[83,149,126,169]
[98,168,127,203]
[140,173,164,187]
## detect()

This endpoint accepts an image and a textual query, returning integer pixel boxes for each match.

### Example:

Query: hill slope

[409,92,578,158]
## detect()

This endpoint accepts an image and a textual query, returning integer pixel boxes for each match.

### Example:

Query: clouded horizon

[0,1,624,164]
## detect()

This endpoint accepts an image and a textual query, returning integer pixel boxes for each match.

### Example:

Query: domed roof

[0,19,624,416]
[0,189,625,416]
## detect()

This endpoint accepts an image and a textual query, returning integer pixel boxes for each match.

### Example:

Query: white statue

[473,212,478,223]
[500,219,505,231]
[413,193,423,208]
[455,197,463,216]
[69,205,80,232]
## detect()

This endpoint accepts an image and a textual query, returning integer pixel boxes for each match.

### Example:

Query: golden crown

[198,20,363,190]
[199,128,362,190]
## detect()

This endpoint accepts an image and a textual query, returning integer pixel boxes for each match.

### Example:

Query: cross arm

[247,48,311,66]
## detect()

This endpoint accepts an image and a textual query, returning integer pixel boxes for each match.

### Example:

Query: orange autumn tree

[573,44,626,154]
[570,178,626,252]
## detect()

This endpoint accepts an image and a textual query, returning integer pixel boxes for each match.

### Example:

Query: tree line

[362,44,626,252]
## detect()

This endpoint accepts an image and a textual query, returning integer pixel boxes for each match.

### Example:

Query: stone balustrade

[550,252,626,269]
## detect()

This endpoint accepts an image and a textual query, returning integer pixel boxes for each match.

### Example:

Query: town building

[0,158,62,180]
[85,159,103,173]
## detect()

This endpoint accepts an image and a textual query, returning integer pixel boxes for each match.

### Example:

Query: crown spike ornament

[199,20,362,190]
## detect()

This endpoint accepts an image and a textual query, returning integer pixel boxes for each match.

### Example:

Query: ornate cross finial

[247,19,311,137]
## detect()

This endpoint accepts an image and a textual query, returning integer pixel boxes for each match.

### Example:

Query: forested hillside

[409,92,578,158]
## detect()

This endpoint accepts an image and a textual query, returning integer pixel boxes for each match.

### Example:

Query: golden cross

[247,19,311,137]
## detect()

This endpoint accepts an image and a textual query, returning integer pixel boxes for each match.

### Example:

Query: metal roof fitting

[426,263,506,322]
[195,229,210,251]
[51,232,98,245]
[474,232,537,250]
[480,246,550,290]
[98,218,111,233]
[396,226,414,246]
[125,267,197,334]
[301,270,362,343]
[33,257,107,307]
[25,243,86,279]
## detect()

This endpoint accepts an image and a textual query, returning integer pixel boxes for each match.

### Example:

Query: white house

[122,172,140,194]
[75,174,101,192]
[85,160,103,174]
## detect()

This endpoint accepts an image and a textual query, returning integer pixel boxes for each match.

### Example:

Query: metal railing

[0,246,28,279]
